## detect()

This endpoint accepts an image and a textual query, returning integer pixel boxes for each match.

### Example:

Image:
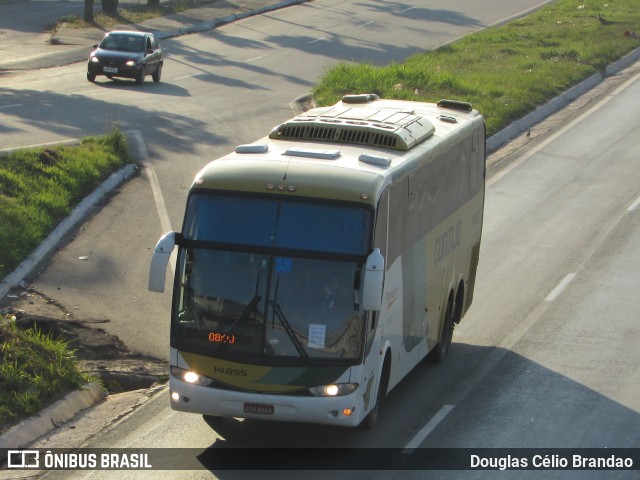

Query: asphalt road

[28,54,640,480]
[2,0,639,477]
[1,0,556,360]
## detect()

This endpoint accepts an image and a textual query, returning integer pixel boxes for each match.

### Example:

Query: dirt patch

[0,287,167,393]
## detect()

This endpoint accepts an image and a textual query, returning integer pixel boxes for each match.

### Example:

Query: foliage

[0,316,97,433]
[313,0,640,136]
[0,128,129,279]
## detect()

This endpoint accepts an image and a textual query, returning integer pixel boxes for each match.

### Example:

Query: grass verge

[0,314,98,434]
[312,0,640,136]
[1,0,639,436]
[0,128,129,280]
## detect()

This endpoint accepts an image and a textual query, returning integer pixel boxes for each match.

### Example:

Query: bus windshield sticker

[275,257,292,274]
[308,324,326,349]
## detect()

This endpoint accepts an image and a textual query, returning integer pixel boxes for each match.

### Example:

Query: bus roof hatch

[269,106,435,151]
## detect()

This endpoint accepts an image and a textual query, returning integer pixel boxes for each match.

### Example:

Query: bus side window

[374,190,389,259]
[387,181,405,266]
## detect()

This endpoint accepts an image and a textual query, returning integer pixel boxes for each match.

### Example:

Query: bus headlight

[308,383,358,397]
[170,366,214,386]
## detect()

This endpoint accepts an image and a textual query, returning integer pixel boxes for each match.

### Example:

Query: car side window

[146,38,152,51]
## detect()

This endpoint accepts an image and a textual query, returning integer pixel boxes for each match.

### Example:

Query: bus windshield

[171,194,372,362]
[172,248,363,362]
[182,193,372,256]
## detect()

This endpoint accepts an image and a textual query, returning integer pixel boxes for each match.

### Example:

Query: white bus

[149,94,485,428]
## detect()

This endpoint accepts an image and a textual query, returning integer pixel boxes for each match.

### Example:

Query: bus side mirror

[362,248,384,311]
[148,231,177,293]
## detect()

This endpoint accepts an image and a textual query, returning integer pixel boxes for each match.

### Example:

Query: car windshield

[100,34,145,52]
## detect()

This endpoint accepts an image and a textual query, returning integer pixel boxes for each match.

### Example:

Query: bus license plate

[103,67,118,73]
[244,403,274,415]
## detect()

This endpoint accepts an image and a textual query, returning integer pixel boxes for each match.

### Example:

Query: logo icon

[7,450,40,469]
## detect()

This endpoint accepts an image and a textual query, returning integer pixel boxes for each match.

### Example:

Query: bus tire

[361,354,390,430]
[454,284,465,324]
[432,295,454,363]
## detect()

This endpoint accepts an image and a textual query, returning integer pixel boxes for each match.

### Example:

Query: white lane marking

[545,273,576,302]
[399,6,416,13]
[308,37,326,44]
[0,104,22,109]
[175,74,200,80]
[246,54,268,62]
[403,404,454,452]
[627,195,640,212]
[130,130,176,274]
[358,21,375,27]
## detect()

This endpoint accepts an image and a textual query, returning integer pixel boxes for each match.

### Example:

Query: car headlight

[308,383,358,397]
[170,366,214,386]
[125,60,137,67]
[90,57,100,63]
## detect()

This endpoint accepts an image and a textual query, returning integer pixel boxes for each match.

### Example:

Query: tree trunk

[84,0,94,23]
[101,0,118,15]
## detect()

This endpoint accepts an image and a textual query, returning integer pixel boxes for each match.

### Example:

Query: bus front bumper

[169,376,367,427]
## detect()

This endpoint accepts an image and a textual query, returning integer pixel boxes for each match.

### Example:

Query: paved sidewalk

[0,0,306,71]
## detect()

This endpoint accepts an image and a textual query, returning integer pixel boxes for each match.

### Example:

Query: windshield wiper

[224,295,261,336]
[268,275,308,358]
[208,295,261,354]
[268,300,308,358]
[219,265,264,342]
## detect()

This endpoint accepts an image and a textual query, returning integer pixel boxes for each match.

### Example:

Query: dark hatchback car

[87,31,163,85]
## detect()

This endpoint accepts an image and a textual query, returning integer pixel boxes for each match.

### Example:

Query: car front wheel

[87,72,96,82]
[135,67,145,85]
[152,63,162,83]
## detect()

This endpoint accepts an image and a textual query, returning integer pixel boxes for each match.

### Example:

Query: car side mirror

[362,248,384,311]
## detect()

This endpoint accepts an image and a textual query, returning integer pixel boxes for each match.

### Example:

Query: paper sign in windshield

[308,324,326,349]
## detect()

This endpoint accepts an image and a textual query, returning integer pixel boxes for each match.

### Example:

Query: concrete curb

[487,46,640,153]
[0,132,145,450]
[606,45,640,76]
[155,0,308,40]
[0,42,638,450]
[0,163,138,301]
[0,382,105,450]
[0,0,309,71]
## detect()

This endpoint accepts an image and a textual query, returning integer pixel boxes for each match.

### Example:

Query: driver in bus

[321,275,350,313]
